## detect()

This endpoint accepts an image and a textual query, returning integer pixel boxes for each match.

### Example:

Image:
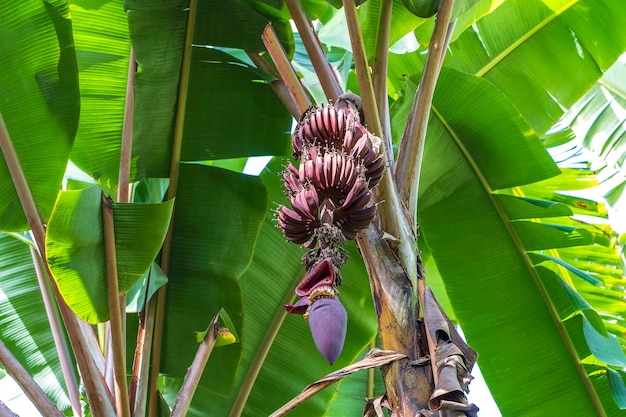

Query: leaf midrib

[475,0,578,78]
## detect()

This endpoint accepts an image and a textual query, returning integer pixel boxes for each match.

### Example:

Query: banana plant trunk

[358,227,433,414]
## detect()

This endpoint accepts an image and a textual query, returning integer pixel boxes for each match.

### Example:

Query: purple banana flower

[284,258,348,364]
[308,295,347,365]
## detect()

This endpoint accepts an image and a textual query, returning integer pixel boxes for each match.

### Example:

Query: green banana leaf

[159,164,267,396]
[408,67,625,416]
[0,0,79,231]
[46,186,174,323]
[557,57,626,232]
[68,0,130,189]
[447,0,626,136]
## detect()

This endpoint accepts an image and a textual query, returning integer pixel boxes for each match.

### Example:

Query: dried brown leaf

[270,349,407,417]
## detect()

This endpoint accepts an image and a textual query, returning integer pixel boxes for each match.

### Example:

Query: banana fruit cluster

[278,95,383,246]
[279,94,384,365]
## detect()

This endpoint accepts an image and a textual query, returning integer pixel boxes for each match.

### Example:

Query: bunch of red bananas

[277,94,384,364]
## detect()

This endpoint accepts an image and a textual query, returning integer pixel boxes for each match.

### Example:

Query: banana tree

[0,0,625,416]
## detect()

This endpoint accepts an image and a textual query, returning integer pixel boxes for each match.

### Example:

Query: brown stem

[270,349,408,416]
[245,51,301,118]
[148,0,199,414]
[394,0,455,227]
[372,0,394,169]
[418,279,438,385]
[29,248,82,417]
[0,340,65,417]
[103,194,131,417]
[118,48,136,204]
[284,0,342,101]
[357,227,431,415]
[0,112,114,416]
[130,295,156,417]
[116,47,137,414]
[170,313,220,417]
[260,25,311,115]
[0,400,18,417]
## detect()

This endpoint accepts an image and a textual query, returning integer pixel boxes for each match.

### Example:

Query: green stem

[342,0,381,136]
[149,0,198,414]
[102,195,131,417]
[372,0,394,168]
[0,340,65,417]
[284,0,342,100]
[170,313,220,417]
[343,0,418,292]
[394,0,455,227]
[260,24,311,115]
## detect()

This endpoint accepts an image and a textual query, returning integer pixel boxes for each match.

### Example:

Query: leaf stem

[29,247,82,417]
[343,0,418,301]
[102,194,131,417]
[372,0,394,168]
[0,399,18,417]
[394,0,455,227]
[170,313,220,417]
[284,0,342,101]
[118,48,136,204]
[245,50,302,118]
[261,24,311,115]
[130,296,156,417]
[342,0,381,137]
[149,0,198,414]
[118,47,137,415]
[0,339,65,417]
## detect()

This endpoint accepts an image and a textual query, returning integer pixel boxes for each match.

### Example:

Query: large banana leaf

[447,0,626,136]
[408,67,625,415]
[0,1,79,231]
[387,0,626,137]
[122,0,294,182]
[558,57,626,233]
[160,164,267,395]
